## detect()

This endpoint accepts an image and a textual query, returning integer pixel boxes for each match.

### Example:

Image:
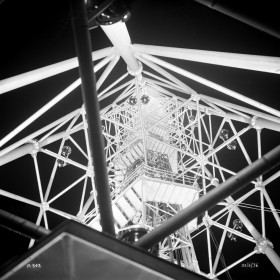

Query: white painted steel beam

[0,125,83,167]
[136,54,196,94]
[135,53,280,118]
[210,179,280,274]
[0,47,114,95]
[101,22,141,73]
[0,109,80,157]
[0,55,113,148]
[133,44,280,74]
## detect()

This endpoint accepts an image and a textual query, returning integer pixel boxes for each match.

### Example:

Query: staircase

[110,177,198,231]
[90,95,198,232]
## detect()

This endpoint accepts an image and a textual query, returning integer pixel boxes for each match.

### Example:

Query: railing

[123,164,197,190]
[85,163,198,224]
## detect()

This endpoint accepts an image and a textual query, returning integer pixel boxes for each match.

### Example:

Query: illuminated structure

[1,14,280,280]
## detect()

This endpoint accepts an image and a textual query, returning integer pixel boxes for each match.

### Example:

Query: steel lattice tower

[1,18,280,279]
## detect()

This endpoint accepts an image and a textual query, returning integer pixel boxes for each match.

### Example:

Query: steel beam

[135,144,280,250]
[193,0,280,39]
[0,209,50,240]
[101,22,141,73]
[70,0,115,236]
[133,44,280,74]
[0,47,113,95]
[135,53,280,118]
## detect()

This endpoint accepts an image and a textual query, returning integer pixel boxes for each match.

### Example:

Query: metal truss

[1,22,280,279]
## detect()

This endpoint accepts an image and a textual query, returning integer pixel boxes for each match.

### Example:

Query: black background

[0,1,280,279]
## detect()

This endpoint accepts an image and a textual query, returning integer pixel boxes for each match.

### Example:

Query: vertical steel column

[70,0,115,236]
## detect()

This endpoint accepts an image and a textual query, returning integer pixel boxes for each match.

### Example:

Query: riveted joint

[138,76,146,87]
[203,216,212,227]
[205,108,212,115]
[80,105,86,115]
[211,178,219,186]
[196,154,208,165]
[87,165,95,177]
[82,117,88,129]
[63,133,70,141]
[191,93,200,102]
[28,140,40,156]
[127,61,143,76]
[255,238,273,254]
[41,202,49,211]
[251,116,260,129]
[254,181,264,190]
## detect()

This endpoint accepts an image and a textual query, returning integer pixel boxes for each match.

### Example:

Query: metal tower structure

[1,8,280,279]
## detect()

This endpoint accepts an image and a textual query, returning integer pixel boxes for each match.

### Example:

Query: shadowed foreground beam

[135,144,280,250]
[193,0,280,39]
[70,0,115,236]
[0,209,50,240]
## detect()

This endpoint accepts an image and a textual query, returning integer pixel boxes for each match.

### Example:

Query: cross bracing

[1,22,280,279]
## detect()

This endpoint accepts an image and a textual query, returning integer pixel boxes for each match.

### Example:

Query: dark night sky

[0,1,280,279]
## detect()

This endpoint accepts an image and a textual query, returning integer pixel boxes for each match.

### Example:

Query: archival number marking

[26,263,42,269]
[241,262,258,268]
